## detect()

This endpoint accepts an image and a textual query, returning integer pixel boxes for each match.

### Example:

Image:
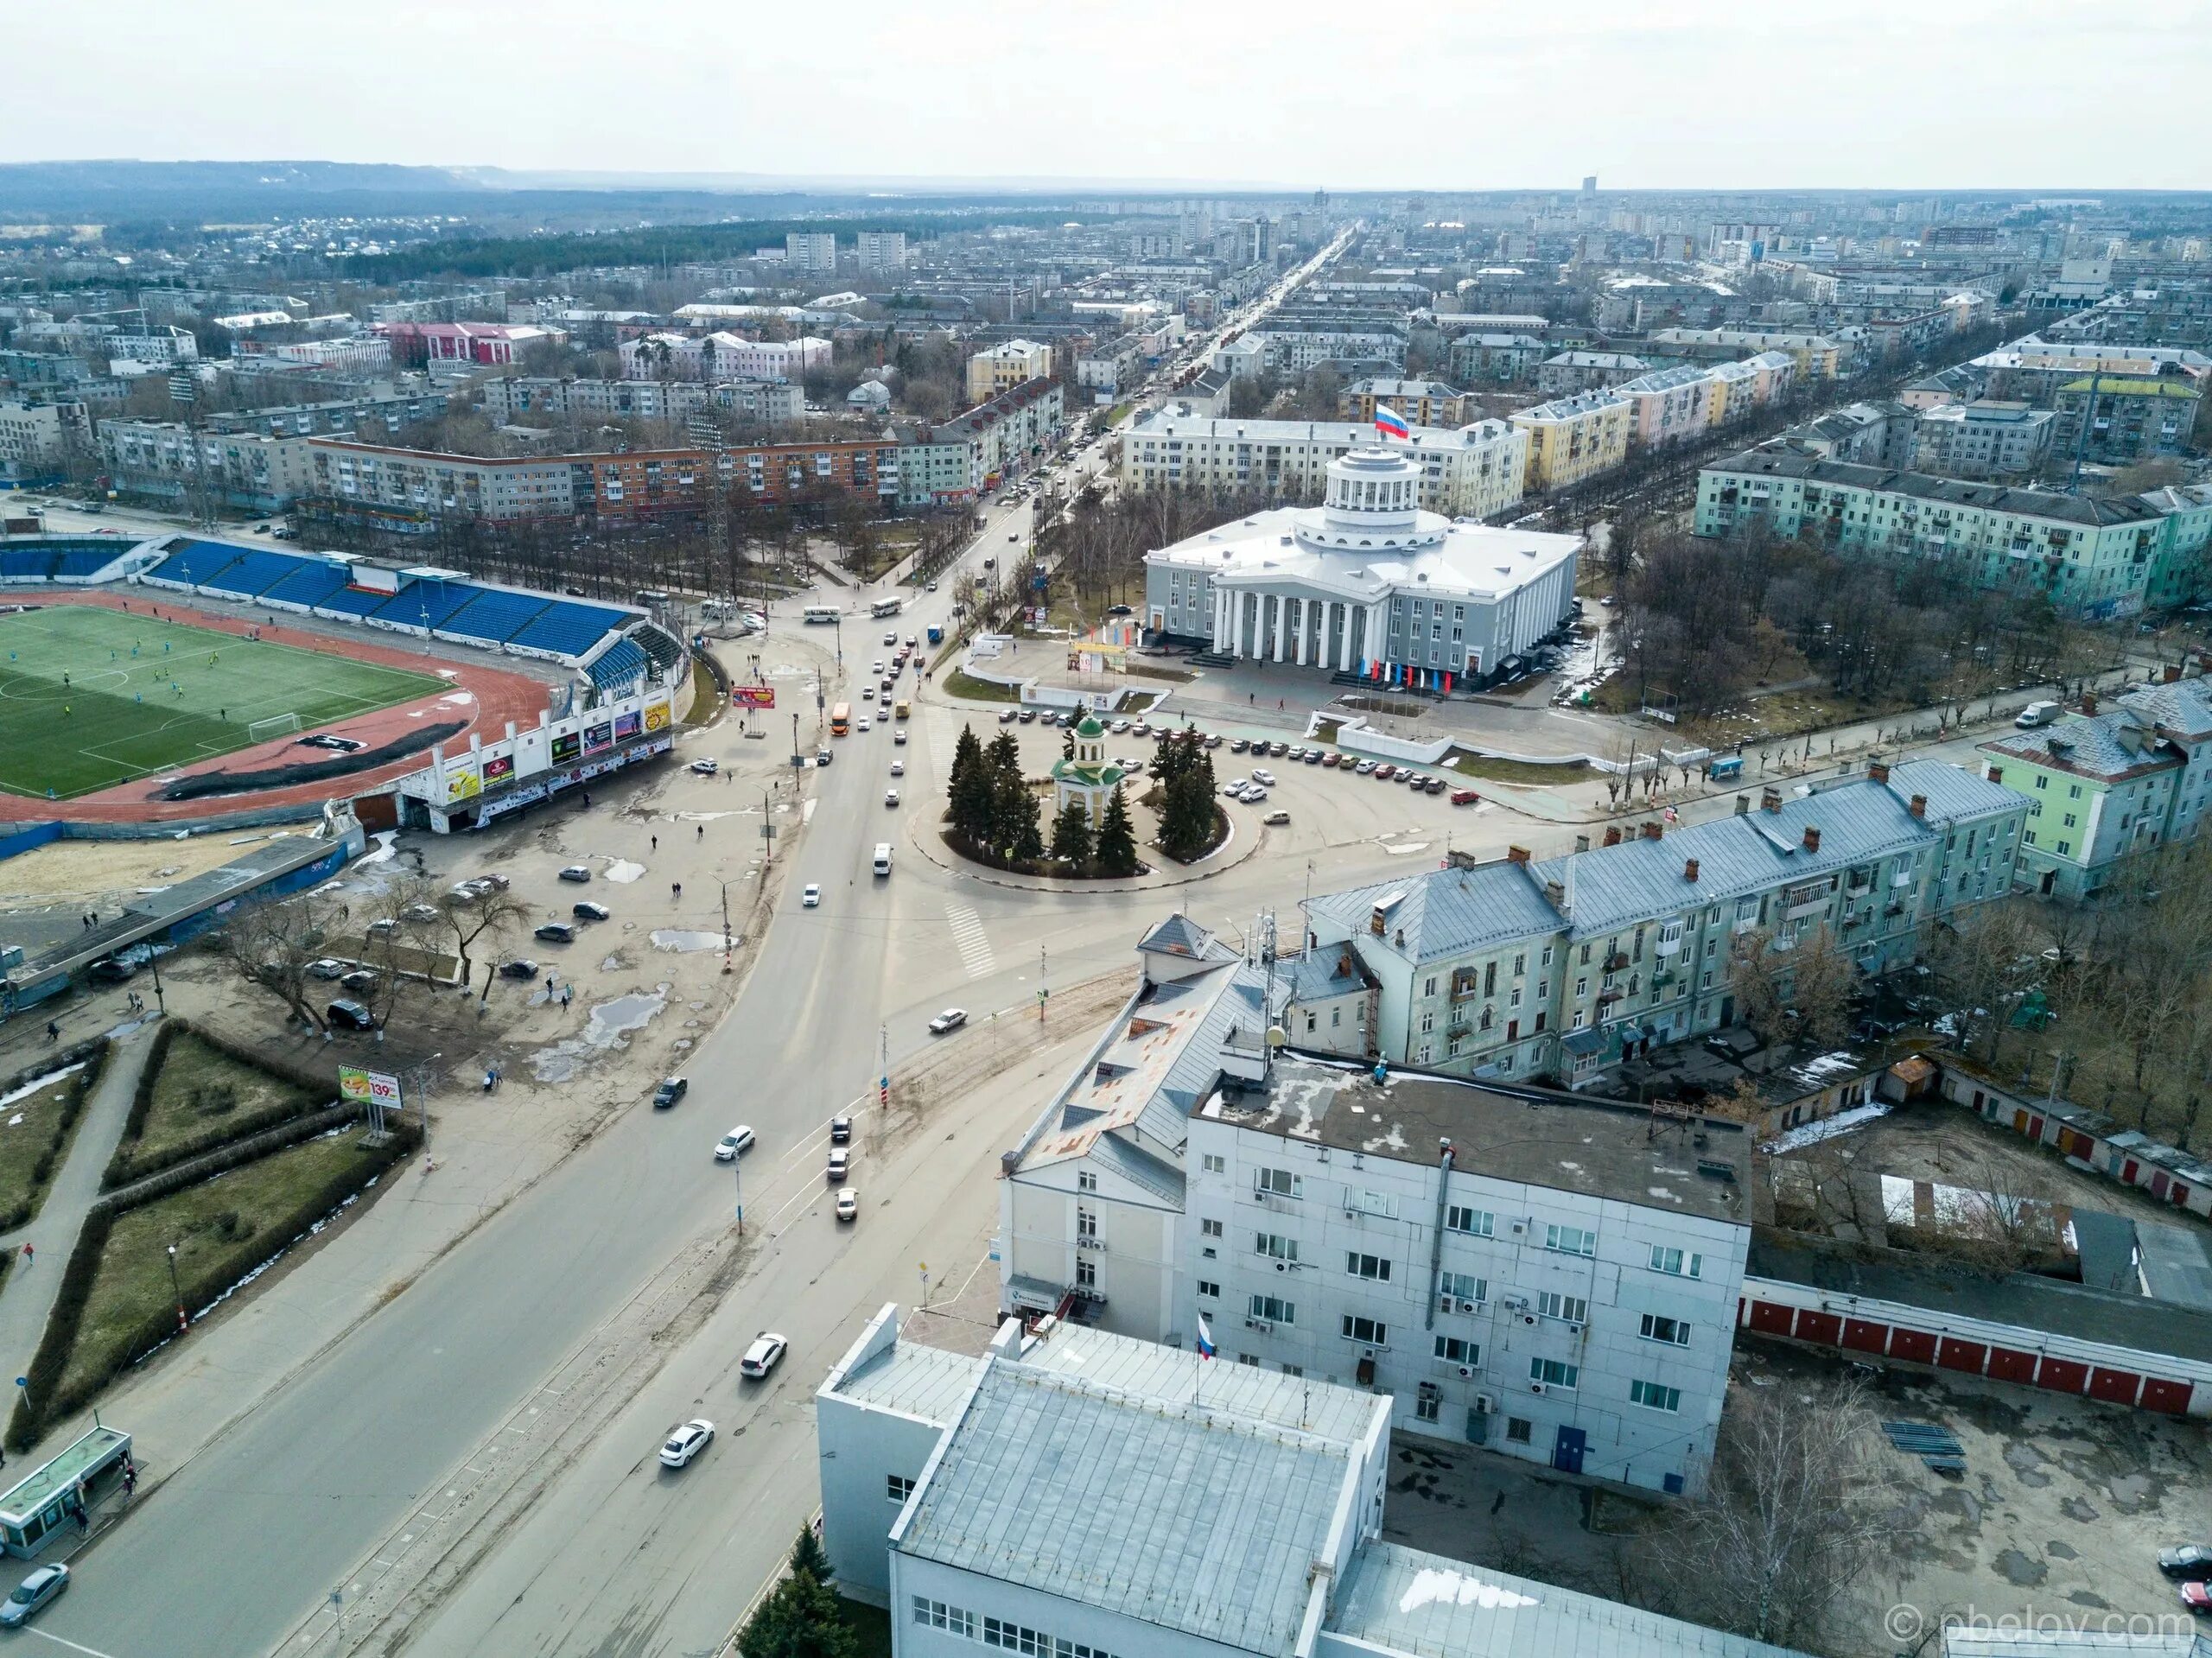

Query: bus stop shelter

[0,1426,132,1557]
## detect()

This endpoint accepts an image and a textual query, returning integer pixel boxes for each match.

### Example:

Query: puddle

[650,930,737,953]
[529,986,670,1083]
[600,955,622,972]
[603,860,645,884]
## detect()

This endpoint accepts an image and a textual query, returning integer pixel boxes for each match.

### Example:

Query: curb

[905,802,1262,897]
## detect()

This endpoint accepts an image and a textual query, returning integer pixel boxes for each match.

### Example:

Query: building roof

[1705,447,2168,529]
[1203,1055,1755,1223]
[2057,375,2201,399]
[1307,861,1565,965]
[1136,912,1233,962]
[895,1362,1354,1655]
[828,1336,982,1427]
[1980,714,2182,784]
[1332,1541,1808,1658]
[2120,677,2212,742]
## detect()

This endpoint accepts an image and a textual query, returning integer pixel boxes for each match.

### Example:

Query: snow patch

[1763,1101,1891,1155]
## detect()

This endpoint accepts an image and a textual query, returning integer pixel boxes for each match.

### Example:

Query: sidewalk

[0,1019,161,1407]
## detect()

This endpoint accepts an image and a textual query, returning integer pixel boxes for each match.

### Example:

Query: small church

[1049,713,1125,827]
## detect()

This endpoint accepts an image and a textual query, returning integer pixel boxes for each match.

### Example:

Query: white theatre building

[1143,448,1580,690]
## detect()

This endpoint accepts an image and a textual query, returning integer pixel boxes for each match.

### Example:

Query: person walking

[20,1243,31,1266]
[671,881,682,901]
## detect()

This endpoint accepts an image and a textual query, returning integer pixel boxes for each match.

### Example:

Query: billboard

[550,731,582,765]
[337,1066,402,1110]
[483,753,515,785]
[642,695,672,734]
[614,709,642,741]
[733,685,775,709]
[444,763,481,802]
[582,720,613,756]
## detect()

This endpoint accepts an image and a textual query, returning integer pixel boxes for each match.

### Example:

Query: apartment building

[616,332,830,384]
[100,421,320,512]
[1649,327,1844,378]
[925,378,1064,492]
[1612,365,1713,448]
[1249,308,1409,374]
[785,232,838,276]
[1695,448,2172,619]
[1510,391,1632,492]
[1303,759,2026,1090]
[1535,351,1651,396]
[1975,340,2211,407]
[1449,332,1548,385]
[0,399,86,484]
[1122,404,1528,521]
[2052,374,2202,463]
[964,340,1052,404]
[200,388,453,440]
[1979,679,2212,898]
[1076,334,1142,397]
[101,326,198,365]
[305,438,576,522]
[1337,378,1466,429]
[855,230,908,273]
[1911,400,2057,479]
[478,375,803,427]
[720,435,904,505]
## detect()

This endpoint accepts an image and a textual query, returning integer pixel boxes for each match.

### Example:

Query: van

[873,843,893,876]
[2015,700,2060,729]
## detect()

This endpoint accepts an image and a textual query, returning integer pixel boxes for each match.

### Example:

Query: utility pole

[1039,942,1048,1023]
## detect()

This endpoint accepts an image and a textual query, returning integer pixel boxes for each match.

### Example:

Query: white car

[893,728,909,746]
[885,789,900,807]
[715,1126,756,1161]
[929,1007,969,1034]
[1222,778,1249,796]
[890,759,906,777]
[802,884,821,907]
[836,1185,860,1223]
[308,957,346,980]
[827,1147,851,1181]
[873,659,884,675]
[741,1332,789,1379]
[660,1419,715,1468]
[1251,767,1277,786]
[857,715,871,731]
[690,758,719,776]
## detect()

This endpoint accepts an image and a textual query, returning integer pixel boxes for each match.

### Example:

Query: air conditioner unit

[1473,1392,1497,1414]
[1510,1220,1526,1235]
[1456,1364,1475,1379]
[1253,1318,1274,1333]
[1245,1318,1259,1329]
[1458,1299,1479,1314]
[1438,1294,1455,1313]
[1275,1260,1289,1273]
[1565,1322,1583,1335]
[1529,1381,1547,1395]
[1522,1313,1538,1327]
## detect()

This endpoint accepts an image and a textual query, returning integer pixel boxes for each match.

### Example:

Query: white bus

[869,597,903,619]
[803,606,840,626]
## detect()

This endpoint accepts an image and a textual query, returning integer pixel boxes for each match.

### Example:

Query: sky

[4,0,2209,193]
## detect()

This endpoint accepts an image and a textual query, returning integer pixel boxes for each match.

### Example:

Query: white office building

[1141,446,1573,687]
[818,1305,1804,1658]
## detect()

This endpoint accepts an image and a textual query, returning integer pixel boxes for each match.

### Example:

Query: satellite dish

[1266,1026,1287,1049]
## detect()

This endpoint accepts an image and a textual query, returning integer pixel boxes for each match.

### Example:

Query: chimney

[1543,878,1566,908]
[1641,821,1663,841]
[1867,759,1890,785]
[1735,794,1751,816]
[2082,691,2098,715]
[1802,824,1822,852]
[1761,786,1783,814]
[1684,857,1700,883]
[1574,834,1591,853]
[2166,664,2183,684]
[1505,844,1530,866]
[1603,826,1623,848]
[1909,794,1926,818]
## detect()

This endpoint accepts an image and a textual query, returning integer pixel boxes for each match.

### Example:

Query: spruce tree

[1051,798,1094,866]
[946,724,993,845]
[1096,784,1140,875]
[789,1523,833,1585]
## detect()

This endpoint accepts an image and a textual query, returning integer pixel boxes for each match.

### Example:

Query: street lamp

[167,1242,188,1332]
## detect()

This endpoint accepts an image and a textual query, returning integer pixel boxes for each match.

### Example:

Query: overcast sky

[5,0,2209,193]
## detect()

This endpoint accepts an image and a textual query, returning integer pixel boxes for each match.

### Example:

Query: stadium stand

[142,541,245,588]
[371,579,477,632]
[508,601,632,657]
[584,637,650,691]
[1,548,63,581]
[257,561,355,610]
[438,588,551,645]
[627,621,686,677]
[200,549,308,599]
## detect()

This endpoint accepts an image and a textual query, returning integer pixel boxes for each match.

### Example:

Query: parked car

[535,922,575,944]
[998,708,1019,723]
[2183,1582,2212,1617]
[741,1332,789,1378]
[1204,734,1222,748]
[715,1126,756,1161]
[340,969,379,994]
[1263,810,1291,826]
[653,1077,689,1109]
[929,1007,969,1034]
[1287,746,1306,761]
[499,958,539,981]
[690,758,719,776]
[1373,765,1395,781]
[1268,741,1287,757]
[327,999,375,1032]
[1241,788,1268,804]
[573,900,611,922]
[0,1565,68,1628]
[1018,708,1038,723]
[473,872,511,892]
[1451,788,1478,806]
[1304,750,1324,765]
[836,1185,860,1222]
[1109,719,1131,734]
[1230,738,1249,753]
[401,903,441,923]
[816,748,833,765]
[2159,1546,2212,1579]
[1251,767,1276,786]
[659,1419,715,1469]
[1355,759,1376,775]
[558,865,592,883]
[802,884,821,907]
[365,918,399,938]
[830,1115,853,1144]
[1322,752,1342,768]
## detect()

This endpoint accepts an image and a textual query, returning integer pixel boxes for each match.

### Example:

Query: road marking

[944,903,995,979]
[24,1631,124,1658]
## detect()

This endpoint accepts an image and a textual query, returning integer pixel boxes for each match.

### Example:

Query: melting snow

[1762,1101,1891,1155]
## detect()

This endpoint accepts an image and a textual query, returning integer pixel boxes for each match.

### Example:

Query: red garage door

[1986,1347,2038,1383]
[2089,1368,2141,1406]
[1842,1318,1890,1354]
[1938,1337,1987,1375]
[1796,1311,1842,1347]
[1747,1300,1795,1337]
[2037,1356,2089,1394]
[1890,1328,1938,1365]
[2141,1378,2194,1415]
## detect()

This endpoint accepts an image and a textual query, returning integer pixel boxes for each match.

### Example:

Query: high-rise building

[785,232,838,277]
[855,230,908,274]
[1582,174,1598,194]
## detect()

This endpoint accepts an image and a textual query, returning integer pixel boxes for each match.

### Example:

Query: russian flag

[1374,404,1411,441]
[1196,1312,1217,1359]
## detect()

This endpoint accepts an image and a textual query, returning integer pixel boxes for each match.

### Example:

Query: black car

[86,957,137,983]
[498,959,539,981]
[340,969,379,994]
[572,901,611,922]
[2160,1545,2212,1579]
[830,1115,853,1145]
[535,922,576,944]
[653,1077,689,1109]
[327,999,375,1032]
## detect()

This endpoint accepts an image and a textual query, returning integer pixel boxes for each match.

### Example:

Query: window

[1256,1232,1299,1261]
[1648,1246,1702,1278]
[1630,1379,1683,1413]
[1574,976,1587,1000]
[1255,1167,1301,1199]
[1075,1257,1096,1289]
[1077,1171,1096,1192]
[1200,1217,1224,1238]
[1076,1208,1096,1239]
[1506,1416,1533,1444]
[1198,1280,1220,1299]
[1249,1293,1295,1324]
[912,1598,978,1638]
[1544,1223,1597,1257]
[1440,1270,1486,1304]
[1415,1389,1440,1422]
[1423,975,1438,998]
[888,1474,915,1502]
[1537,1291,1588,1324]
[1541,945,1554,968]
[1640,1313,1691,1345]
[1346,1252,1393,1280]
[1529,1357,1580,1389]
[1201,1153,1226,1175]
[1433,1335,1481,1365]
[1446,1204,1494,1237]
[1342,1314,1389,1345]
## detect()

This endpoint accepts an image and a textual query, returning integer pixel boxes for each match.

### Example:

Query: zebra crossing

[944,903,997,980]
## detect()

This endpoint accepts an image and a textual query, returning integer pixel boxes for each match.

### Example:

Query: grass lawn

[0,607,448,799]
[122,1031,319,1174]
[0,1070,90,1229]
[942,669,1021,703]
[60,1125,397,1403]
[1446,751,1594,785]
[836,1598,893,1658]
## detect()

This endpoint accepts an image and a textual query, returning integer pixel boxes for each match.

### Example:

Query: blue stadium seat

[200,550,311,598]
[259,562,354,609]
[371,580,478,632]
[313,585,389,618]
[50,547,124,578]
[0,549,61,580]
[586,638,650,689]
[507,601,632,657]
[143,540,245,588]
[439,588,552,645]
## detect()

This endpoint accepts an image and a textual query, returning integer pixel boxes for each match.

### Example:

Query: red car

[1451,788,1478,806]
[2183,1582,2212,1616]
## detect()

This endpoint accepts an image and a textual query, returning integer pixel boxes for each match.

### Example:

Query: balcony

[1604,952,1630,974]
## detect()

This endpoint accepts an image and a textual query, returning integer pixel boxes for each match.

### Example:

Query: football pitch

[0,607,451,800]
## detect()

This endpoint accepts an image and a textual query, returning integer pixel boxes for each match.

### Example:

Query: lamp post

[167,1242,188,1333]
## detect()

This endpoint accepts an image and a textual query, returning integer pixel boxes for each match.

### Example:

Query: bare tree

[433,883,532,981]
[1789,924,1856,1049]
[213,892,336,1034]
[1668,1379,1904,1646]
[1728,928,1791,1045]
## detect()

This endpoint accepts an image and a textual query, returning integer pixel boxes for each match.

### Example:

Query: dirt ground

[0,831,272,954]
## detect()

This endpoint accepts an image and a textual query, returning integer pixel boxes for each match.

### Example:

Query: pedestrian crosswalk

[944,903,996,980]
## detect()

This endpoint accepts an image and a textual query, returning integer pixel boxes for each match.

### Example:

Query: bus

[869,597,903,619]
[893,700,911,721]
[830,702,852,736]
[804,606,840,626]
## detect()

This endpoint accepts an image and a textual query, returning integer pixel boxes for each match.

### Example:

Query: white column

[1291,599,1306,666]
[1273,597,1287,663]
[1338,602,1355,671]
[1213,585,1229,652]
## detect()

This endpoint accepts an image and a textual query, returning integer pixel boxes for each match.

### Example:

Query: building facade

[1911,400,2057,479]
[1338,378,1467,429]
[926,378,1064,492]
[99,421,320,512]
[0,400,86,484]
[1511,391,1632,492]
[855,230,909,273]
[785,232,838,276]
[964,340,1052,405]
[1535,351,1650,396]
[2052,374,2202,463]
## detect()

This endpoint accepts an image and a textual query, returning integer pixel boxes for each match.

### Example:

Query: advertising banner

[733,685,775,709]
[444,764,481,802]
[582,721,613,756]
[337,1067,403,1110]
[483,753,515,785]
[643,695,672,734]
[550,731,582,765]
[614,709,642,740]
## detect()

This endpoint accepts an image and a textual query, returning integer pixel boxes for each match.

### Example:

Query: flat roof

[0,1426,130,1524]
[828,1337,980,1428]
[1203,1055,1754,1224]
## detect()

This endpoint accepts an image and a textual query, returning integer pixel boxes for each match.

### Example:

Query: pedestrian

[20,1243,31,1265]
[672,881,682,901]
[561,984,572,1009]
[696,824,703,841]
[651,835,658,852]
[544,970,554,990]
[43,1021,57,1043]
[1249,691,1255,704]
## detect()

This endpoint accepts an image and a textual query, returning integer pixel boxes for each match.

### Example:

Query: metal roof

[830,1337,982,1427]
[1332,1541,1810,1658]
[1705,447,2167,528]
[896,1362,1353,1655]
[1307,861,1565,966]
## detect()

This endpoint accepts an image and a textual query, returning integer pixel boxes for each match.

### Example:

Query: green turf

[0,607,450,799]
